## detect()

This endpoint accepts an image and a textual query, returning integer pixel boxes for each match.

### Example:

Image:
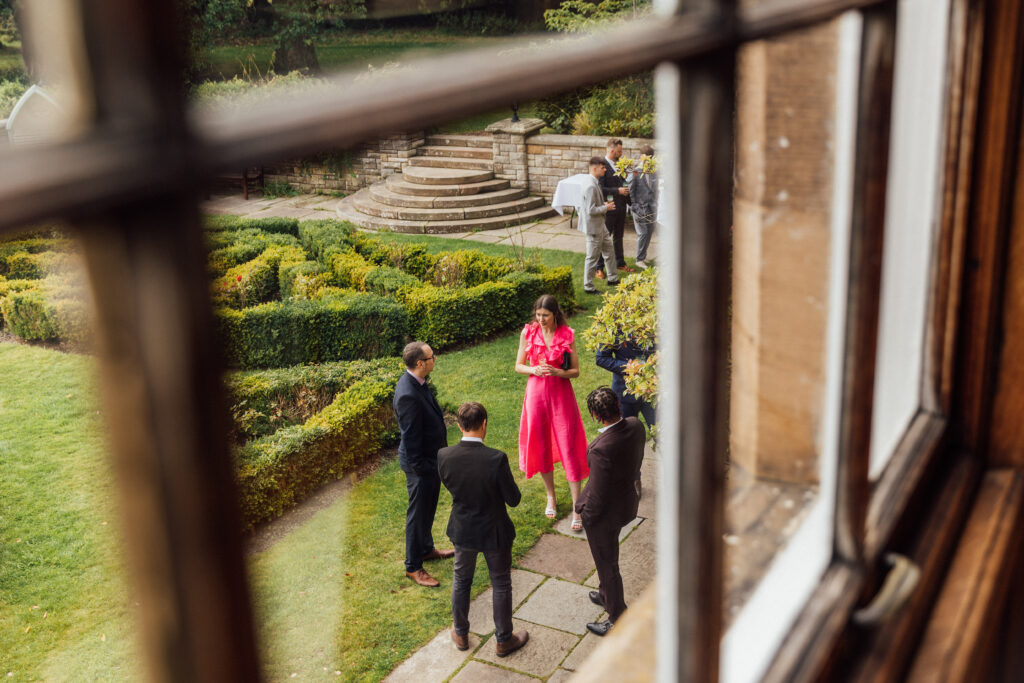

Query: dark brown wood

[833,2,895,567]
[905,469,1024,682]
[659,47,735,683]
[926,0,983,416]
[865,411,946,560]
[988,99,1024,465]
[0,0,896,236]
[847,451,980,682]
[952,0,1024,456]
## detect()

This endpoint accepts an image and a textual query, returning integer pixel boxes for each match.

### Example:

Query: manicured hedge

[0,287,91,344]
[225,356,398,439]
[235,374,402,530]
[215,292,409,369]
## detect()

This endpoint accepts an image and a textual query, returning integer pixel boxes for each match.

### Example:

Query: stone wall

[264,131,425,193]
[523,134,653,197]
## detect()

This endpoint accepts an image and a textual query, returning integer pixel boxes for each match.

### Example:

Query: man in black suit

[438,402,529,656]
[575,386,646,636]
[394,341,453,588]
[596,137,633,279]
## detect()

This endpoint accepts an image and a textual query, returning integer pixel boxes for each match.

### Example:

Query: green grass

[0,233,610,681]
[0,344,142,681]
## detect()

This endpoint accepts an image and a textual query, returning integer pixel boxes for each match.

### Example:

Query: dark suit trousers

[404,468,440,572]
[586,521,627,622]
[596,203,628,271]
[452,546,513,642]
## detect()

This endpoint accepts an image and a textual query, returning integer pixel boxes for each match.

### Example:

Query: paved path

[202,192,660,261]
[384,446,659,683]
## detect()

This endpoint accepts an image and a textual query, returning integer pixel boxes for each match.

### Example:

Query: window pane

[723,12,862,682]
[868,0,952,479]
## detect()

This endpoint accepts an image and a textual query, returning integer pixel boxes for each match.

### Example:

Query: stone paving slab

[450,660,538,682]
[467,569,546,636]
[517,534,594,583]
[547,668,574,682]
[382,629,481,683]
[560,630,603,671]
[553,514,641,543]
[514,578,603,635]
[474,619,579,678]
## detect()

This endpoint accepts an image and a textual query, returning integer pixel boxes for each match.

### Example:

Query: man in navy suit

[596,338,655,497]
[394,341,452,587]
[438,402,529,656]
[575,387,646,636]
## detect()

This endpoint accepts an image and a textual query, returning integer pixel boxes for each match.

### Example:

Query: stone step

[354,194,545,221]
[424,134,492,149]
[386,175,510,197]
[401,166,494,186]
[338,190,556,234]
[407,156,494,171]
[416,145,493,160]
[370,184,527,209]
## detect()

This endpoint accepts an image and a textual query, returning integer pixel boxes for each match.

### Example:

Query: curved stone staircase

[337,133,556,233]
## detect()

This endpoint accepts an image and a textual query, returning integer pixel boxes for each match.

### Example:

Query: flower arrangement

[613,154,659,180]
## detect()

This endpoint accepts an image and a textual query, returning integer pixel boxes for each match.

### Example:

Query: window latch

[852,552,921,626]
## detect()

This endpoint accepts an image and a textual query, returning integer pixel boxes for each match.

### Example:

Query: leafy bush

[204,215,300,236]
[225,356,398,440]
[573,73,654,138]
[215,292,409,369]
[212,243,307,308]
[0,77,26,119]
[235,374,399,529]
[435,8,519,35]
[0,288,90,344]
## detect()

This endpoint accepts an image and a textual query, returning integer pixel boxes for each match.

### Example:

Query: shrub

[4,252,40,279]
[572,73,654,138]
[0,289,90,344]
[204,215,300,236]
[215,292,409,369]
[296,218,357,261]
[363,266,421,297]
[234,374,400,529]
[225,356,399,440]
[279,260,337,299]
[428,250,514,288]
[212,244,307,308]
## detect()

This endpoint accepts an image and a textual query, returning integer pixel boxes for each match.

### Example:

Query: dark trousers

[586,521,627,622]
[404,468,440,572]
[452,545,514,642]
[596,204,628,271]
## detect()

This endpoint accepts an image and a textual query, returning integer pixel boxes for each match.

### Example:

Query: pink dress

[518,323,590,482]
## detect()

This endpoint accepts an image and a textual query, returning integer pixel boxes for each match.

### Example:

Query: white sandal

[545,498,557,519]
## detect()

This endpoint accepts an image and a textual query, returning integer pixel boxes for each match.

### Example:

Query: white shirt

[598,418,623,433]
[461,437,483,443]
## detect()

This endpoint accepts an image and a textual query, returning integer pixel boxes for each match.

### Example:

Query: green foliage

[543,0,641,32]
[0,76,26,119]
[215,292,409,369]
[573,72,654,137]
[435,8,518,35]
[235,373,398,529]
[584,268,658,404]
[0,288,90,344]
[263,179,301,198]
[225,356,398,440]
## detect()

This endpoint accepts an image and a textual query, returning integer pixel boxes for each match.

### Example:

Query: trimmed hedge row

[235,372,403,530]
[215,291,409,369]
[226,356,399,439]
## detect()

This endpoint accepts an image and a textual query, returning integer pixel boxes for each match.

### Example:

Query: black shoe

[588,591,604,608]
[607,279,619,287]
[584,287,599,294]
[587,620,613,636]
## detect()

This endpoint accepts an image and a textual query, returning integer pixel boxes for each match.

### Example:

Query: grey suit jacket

[580,175,609,236]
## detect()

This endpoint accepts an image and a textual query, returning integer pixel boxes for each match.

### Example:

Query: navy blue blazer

[438,440,521,550]
[393,371,447,474]
[595,341,653,406]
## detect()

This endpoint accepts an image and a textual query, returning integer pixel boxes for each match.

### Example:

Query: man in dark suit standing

[596,137,633,279]
[575,386,646,636]
[394,341,453,588]
[596,338,655,498]
[438,402,529,656]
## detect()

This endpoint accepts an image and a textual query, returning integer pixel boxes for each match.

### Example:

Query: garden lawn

[0,234,608,681]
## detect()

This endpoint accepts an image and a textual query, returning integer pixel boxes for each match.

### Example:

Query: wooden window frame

[0,0,992,680]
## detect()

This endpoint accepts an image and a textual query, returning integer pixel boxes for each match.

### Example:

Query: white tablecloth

[551,173,595,217]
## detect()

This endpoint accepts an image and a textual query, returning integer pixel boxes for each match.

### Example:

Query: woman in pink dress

[515,294,589,531]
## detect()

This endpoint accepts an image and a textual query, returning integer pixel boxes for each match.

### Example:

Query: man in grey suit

[438,402,529,657]
[581,156,620,295]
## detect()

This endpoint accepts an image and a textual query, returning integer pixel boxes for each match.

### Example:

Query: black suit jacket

[599,158,630,216]
[438,440,521,550]
[575,417,646,528]
[393,371,447,475]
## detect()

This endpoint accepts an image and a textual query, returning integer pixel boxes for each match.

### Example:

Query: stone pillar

[377,130,425,180]
[730,21,841,485]
[487,117,546,190]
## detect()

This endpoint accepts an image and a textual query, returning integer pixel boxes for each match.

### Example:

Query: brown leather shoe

[495,630,529,657]
[595,269,606,279]
[423,548,455,561]
[451,628,469,651]
[406,569,440,587]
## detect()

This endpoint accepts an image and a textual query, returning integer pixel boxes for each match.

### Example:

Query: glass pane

[202,63,659,677]
[722,12,863,682]
[0,224,142,679]
[868,0,952,479]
